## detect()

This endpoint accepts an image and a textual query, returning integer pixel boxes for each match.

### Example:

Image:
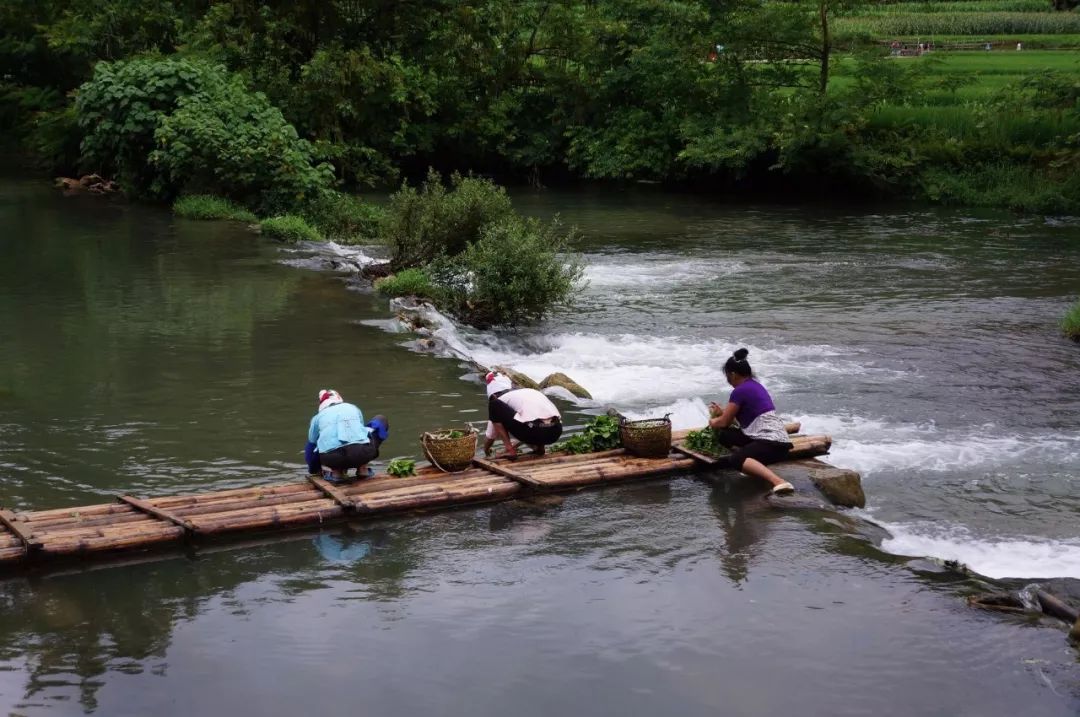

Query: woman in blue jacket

[305,389,388,480]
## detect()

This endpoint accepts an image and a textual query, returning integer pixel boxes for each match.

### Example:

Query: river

[1,177,1078,715]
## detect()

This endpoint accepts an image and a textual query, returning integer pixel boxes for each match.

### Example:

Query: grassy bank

[173,195,257,223]
[1064,300,1080,341]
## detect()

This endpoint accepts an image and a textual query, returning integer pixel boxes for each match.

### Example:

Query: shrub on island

[259,215,323,243]
[173,195,257,222]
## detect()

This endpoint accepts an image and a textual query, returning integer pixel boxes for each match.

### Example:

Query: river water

[1,177,1079,715]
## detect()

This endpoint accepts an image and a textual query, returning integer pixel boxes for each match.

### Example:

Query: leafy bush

[173,195,257,222]
[1063,299,1080,341]
[303,191,386,243]
[554,415,622,454]
[431,215,584,327]
[76,57,333,209]
[375,268,438,299]
[151,69,333,212]
[76,57,212,194]
[382,170,515,269]
[260,215,323,243]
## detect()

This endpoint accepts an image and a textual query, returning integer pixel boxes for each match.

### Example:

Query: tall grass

[259,215,323,243]
[173,195,257,222]
[852,0,1049,14]
[838,12,1080,36]
[1063,299,1080,341]
[870,105,1080,146]
[920,164,1080,213]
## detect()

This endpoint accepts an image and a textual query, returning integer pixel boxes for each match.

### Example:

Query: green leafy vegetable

[683,428,730,458]
[554,415,622,454]
[387,458,416,477]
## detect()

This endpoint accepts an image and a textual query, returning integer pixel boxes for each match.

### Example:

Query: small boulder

[539,372,592,400]
[493,365,540,390]
[79,173,103,187]
[1070,617,1080,643]
[54,177,81,190]
[809,467,866,508]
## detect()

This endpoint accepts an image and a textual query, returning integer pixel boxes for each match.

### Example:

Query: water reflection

[0,483,1076,715]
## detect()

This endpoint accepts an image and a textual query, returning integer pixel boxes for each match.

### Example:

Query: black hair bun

[733,348,749,361]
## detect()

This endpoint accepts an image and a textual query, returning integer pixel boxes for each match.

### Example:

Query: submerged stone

[539,372,592,399]
[494,365,541,390]
[809,466,866,508]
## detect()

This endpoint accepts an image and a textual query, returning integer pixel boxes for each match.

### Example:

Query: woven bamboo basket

[421,428,478,473]
[620,417,672,458]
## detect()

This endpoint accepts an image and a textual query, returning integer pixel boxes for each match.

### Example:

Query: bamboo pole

[34,521,182,543]
[169,491,328,518]
[18,503,128,521]
[529,459,698,489]
[0,509,39,552]
[184,498,338,527]
[117,495,198,534]
[191,504,346,535]
[37,528,185,556]
[20,510,154,532]
[149,481,309,508]
[0,546,26,563]
[307,475,356,510]
[27,518,164,541]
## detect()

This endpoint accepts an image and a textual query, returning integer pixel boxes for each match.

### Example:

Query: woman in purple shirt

[708,348,795,495]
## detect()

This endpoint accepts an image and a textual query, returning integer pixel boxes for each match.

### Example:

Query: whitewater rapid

[283,237,1080,581]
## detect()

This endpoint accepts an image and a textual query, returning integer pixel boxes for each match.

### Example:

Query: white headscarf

[317,389,343,412]
[485,373,512,397]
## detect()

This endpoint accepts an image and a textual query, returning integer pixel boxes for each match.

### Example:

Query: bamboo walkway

[0,430,831,569]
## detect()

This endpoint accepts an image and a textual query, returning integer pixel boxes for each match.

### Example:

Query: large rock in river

[539,372,592,400]
[493,365,541,390]
[808,466,866,508]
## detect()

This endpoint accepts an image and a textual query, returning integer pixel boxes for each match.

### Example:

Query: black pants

[489,397,563,446]
[320,436,382,470]
[714,427,791,471]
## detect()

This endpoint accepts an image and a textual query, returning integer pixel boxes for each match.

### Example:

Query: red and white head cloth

[317,389,343,411]
[485,372,513,397]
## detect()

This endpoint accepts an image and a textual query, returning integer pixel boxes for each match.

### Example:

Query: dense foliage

[4,0,1080,211]
[379,174,583,326]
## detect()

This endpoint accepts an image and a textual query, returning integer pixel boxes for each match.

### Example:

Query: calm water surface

[0,178,1079,715]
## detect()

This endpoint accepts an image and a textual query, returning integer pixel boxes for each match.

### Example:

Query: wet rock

[968,592,1028,614]
[493,365,540,390]
[763,493,829,511]
[79,173,103,187]
[54,177,81,190]
[539,372,592,400]
[1070,617,1080,642]
[809,466,866,508]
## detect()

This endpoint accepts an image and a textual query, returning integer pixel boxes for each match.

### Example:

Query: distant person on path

[483,372,562,460]
[305,389,388,481]
[708,348,795,495]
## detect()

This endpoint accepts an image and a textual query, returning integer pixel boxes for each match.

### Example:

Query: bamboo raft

[0,429,831,569]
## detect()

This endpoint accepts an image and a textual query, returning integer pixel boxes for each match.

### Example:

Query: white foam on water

[279,241,382,272]
[794,413,1080,475]
[581,254,749,290]
[875,521,1080,579]
[417,304,876,408]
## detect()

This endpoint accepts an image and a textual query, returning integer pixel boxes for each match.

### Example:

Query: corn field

[838,12,1080,35]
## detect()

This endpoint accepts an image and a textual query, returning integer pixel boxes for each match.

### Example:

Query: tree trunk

[819,0,831,97]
